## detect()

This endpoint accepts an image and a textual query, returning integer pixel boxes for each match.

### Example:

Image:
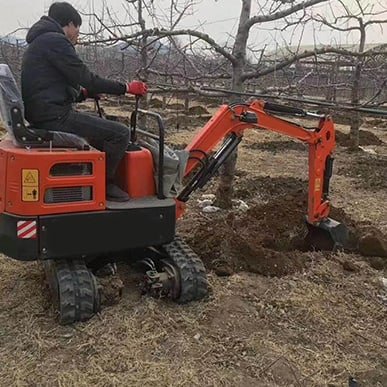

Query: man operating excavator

[21,1,147,202]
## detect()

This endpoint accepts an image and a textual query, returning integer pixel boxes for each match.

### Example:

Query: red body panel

[0,148,7,214]
[117,148,156,198]
[0,139,106,216]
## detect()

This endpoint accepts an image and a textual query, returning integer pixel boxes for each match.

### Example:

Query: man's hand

[126,81,148,96]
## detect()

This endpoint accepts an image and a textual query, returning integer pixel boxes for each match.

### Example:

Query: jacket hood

[26,16,64,44]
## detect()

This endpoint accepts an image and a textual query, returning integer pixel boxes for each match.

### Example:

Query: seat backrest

[0,64,23,140]
[0,63,90,150]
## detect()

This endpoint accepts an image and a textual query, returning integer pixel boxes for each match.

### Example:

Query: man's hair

[48,2,82,27]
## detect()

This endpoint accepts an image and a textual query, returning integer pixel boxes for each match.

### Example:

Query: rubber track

[45,259,100,325]
[163,236,208,303]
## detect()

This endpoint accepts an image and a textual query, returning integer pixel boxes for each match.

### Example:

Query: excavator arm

[176,99,348,249]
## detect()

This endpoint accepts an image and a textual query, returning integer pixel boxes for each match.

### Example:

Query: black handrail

[137,109,165,200]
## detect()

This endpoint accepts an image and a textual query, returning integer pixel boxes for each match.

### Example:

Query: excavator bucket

[306,218,349,251]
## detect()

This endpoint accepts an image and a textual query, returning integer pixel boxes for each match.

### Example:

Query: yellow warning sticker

[22,187,39,202]
[22,169,39,202]
[22,169,39,186]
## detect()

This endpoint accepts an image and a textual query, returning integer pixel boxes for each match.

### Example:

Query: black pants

[38,111,130,181]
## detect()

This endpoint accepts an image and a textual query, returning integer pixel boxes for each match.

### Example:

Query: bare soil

[188,105,210,115]
[184,183,372,278]
[337,153,387,190]
[246,140,306,152]
[0,101,386,386]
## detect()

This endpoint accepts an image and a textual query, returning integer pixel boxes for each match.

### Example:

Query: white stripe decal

[17,221,37,239]
[17,222,36,236]
[22,229,37,239]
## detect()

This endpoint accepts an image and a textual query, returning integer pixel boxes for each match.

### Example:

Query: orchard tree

[84,0,386,205]
[313,0,387,149]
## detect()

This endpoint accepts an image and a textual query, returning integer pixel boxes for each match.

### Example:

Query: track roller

[142,236,208,303]
[43,259,101,325]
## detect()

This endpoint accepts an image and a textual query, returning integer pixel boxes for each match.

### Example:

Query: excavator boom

[177,99,348,249]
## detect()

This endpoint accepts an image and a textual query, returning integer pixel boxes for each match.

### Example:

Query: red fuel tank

[117,147,156,198]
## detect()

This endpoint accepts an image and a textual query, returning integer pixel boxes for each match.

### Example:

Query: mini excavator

[0,64,348,324]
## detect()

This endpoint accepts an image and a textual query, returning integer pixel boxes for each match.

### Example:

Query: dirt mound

[167,103,185,110]
[365,118,387,128]
[331,111,364,126]
[188,105,209,115]
[337,154,387,190]
[193,96,221,105]
[164,114,211,130]
[167,141,188,150]
[207,102,221,108]
[97,275,124,306]
[149,98,163,108]
[336,129,383,147]
[359,227,387,257]
[98,96,134,107]
[187,205,307,278]
[187,191,316,277]
[245,140,306,153]
[187,175,386,276]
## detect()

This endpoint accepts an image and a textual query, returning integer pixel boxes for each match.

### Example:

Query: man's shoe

[106,183,130,202]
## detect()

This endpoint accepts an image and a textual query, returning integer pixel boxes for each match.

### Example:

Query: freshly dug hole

[187,188,371,277]
[187,192,312,277]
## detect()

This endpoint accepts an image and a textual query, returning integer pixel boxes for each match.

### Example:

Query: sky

[0,0,386,49]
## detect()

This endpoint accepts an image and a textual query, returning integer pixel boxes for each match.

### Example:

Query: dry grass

[0,105,386,386]
[1,254,386,386]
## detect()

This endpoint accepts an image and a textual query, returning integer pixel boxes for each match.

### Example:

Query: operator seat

[0,64,89,150]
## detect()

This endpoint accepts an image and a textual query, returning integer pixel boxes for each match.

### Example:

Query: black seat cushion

[16,128,90,150]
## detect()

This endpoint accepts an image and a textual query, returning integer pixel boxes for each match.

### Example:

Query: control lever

[95,98,103,118]
[130,95,140,142]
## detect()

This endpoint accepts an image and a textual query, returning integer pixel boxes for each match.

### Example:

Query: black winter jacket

[22,16,126,124]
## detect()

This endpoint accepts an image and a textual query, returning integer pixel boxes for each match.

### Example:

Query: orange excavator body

[0,97,346,262]
[0,63,349,324]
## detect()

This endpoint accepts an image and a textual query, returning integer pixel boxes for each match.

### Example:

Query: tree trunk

[327,60,338,102]
[349,21,366,150]
[138,0,149,130]
[215,0,251,208]
[184,95,189,114]
[349,60,362,149]
[214,65,244,208]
